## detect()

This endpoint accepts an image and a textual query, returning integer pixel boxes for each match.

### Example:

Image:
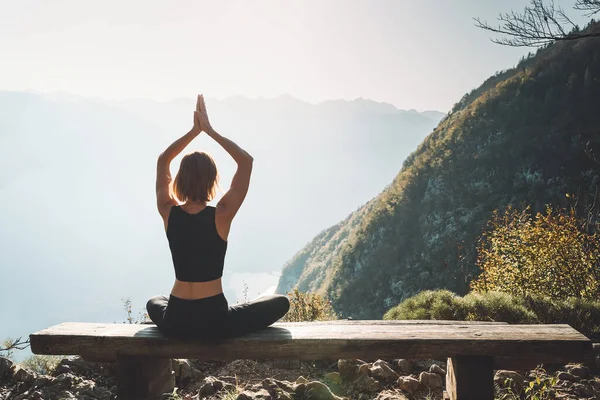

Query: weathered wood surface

[446,356,494,400]
[30,321,592,368]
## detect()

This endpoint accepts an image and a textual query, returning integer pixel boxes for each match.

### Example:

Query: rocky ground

[1,355,599,399]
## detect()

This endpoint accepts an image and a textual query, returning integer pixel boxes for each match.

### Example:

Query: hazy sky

[1,0,589,111]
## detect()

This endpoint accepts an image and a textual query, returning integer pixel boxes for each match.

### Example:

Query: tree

[475,0,600,47]
[281,288,337,322]
[471,205,600,299]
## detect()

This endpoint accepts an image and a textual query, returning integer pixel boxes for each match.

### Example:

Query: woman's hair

[173,151,219,203]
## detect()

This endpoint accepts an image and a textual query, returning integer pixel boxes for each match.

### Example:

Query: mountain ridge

[276,21,600,318]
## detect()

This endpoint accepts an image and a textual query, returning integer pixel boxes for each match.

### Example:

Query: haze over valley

[0,91,442,354]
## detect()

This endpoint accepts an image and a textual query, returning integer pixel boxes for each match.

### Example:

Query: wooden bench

[30,320,593,400]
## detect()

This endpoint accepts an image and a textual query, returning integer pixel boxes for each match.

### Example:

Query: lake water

[3,270,280,362]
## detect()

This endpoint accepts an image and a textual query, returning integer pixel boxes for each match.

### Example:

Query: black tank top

[166,205,227,282]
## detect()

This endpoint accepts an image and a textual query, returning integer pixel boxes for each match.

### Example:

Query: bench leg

[116,355,175,400]
[446,356,494,400]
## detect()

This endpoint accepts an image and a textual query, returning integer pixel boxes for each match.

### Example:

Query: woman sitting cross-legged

[147,94,290,339]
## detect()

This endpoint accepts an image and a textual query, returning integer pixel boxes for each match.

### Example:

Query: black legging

[146,293,290,340]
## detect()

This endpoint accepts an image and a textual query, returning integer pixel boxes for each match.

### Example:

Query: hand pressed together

[193,94,215,136]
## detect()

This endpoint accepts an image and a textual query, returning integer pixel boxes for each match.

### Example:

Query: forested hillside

[276,21,600,319]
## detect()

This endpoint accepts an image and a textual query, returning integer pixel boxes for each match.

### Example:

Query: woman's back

[167,205,227,283]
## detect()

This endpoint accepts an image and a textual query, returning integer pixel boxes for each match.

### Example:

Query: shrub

[384,290,600,337]
[382,290,461,320]
[460,291,538,324]
[20,355,61,375]
[281,288,337,322]
[121,297,150,324]
[470,205,600,299]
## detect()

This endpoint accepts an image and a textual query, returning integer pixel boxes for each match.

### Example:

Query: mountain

[0,91,441,350]
[276,22,600,319]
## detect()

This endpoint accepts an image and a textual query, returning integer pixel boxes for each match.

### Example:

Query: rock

[397,376,420,395]
[53,364,72,375]
[557,371,580,383]
[589,379,600,392]
[337,359,380,393]
[324,372,342,385]
[395,359,413,374]
[173,358,202,382]
[566,364,591,379]
[72,379,95,392]
[274,380,296,394]
[353,371,381,393]
[272,390,293,400]
[31,376,52,389]
[237,388,272,399]
[358,363,370,375]
[0,357,15,378]
[429,363,446,376]
[296,376,308,384]
[199,376,234,396]
[30,390,44,400]
[370,360,399,382]
[295,383,306,396]
[305,381,343,400]
[494,370,525,392]
[56,390,76,399]
[54,356,98,376]
[571,382,594,397]
[419,371,442,389]
[260,378,296,399]
[13,366,35,383]
[376,391,409,400]
[337,359,367,381]
[54,372,77,389]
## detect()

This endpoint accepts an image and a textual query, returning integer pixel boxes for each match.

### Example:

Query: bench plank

[30,321,591,368]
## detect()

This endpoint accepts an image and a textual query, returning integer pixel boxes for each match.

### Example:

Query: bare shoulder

[158,201,177,230]
[214,203,232,241]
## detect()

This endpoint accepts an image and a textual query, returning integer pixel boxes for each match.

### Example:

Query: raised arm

[196,95,253,224]
[156,109,201,222]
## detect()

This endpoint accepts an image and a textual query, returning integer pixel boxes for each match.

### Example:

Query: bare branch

[0,337,30,353]
[475,0,600,47]
[575,0,600,16]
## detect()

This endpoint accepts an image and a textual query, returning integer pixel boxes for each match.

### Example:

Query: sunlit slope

[277,22,600,319]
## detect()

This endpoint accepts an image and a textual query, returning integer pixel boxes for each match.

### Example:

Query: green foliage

[495,367,558,400]
[279,20,600,319]
[524,368,558,400]
[471,205,600,299]
[382,290,463,321]
[384,290,600,337]
[281,288,338,322]
[19,355,61,375]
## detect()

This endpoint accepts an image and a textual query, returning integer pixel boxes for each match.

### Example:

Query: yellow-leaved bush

[470,205,600,299]
[281,287,337,322]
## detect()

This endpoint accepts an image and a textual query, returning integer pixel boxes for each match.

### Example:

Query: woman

[146,94,290,339]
